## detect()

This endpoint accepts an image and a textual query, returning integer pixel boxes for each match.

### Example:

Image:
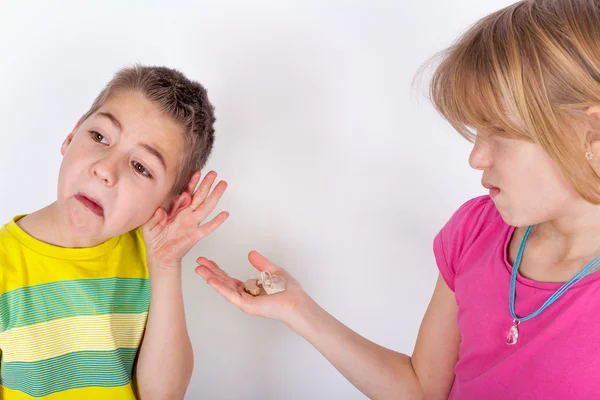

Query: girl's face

[468,133,585,227]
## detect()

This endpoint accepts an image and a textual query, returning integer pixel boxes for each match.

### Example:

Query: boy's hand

[143,171,229,269]
[195,251,312,326]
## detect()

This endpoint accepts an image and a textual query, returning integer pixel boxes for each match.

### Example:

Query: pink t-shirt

[434,195,600,399]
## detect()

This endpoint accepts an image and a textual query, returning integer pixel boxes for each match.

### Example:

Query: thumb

[144,207,167,232]
[248,250,280,274]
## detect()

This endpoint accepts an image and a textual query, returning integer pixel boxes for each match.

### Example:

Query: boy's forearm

[136,261,193,400]
[288,299,423,400]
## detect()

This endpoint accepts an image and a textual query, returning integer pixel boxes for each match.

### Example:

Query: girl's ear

[584,107,600,159]
[585,106,600,131]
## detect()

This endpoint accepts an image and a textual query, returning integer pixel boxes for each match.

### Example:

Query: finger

[197,257,230,281]
[159,208,170,226]
[190,171,217,211]
[185,171,202,196]
[195,265,218,281]
[196,256,245,285]
[196,211,229,239]
[194,181,228,220]
[233,280,246,292]
[196,259,243,291]
[206,259,232,280]
[196,256,211,266]
[198,266,240,293]
[207,260,245,286]
[195,265,235,286]
[196,256,220,272]
[144,207,166,231]
[248,250,279,273]
[205,276,244,307]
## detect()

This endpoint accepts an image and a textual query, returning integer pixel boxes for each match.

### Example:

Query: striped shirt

[0,215,149,399]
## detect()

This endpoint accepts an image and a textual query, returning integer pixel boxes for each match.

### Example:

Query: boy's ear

[165,192,192,223]
[61,119,83,156]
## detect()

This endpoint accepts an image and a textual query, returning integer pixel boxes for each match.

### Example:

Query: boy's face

[58,90,183,241]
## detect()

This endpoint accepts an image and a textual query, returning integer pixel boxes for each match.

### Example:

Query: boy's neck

[17,202,107,248]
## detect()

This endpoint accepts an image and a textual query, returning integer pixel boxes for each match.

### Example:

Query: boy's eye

[132,161,152,178]
[90,131,108,145]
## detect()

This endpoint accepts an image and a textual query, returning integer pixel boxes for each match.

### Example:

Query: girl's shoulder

[438,195,502,245]
[434,195,506,291]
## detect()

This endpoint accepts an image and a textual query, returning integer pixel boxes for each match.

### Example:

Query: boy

[0,65,228,399]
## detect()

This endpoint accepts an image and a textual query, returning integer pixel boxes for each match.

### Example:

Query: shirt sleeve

[433,195,495,292]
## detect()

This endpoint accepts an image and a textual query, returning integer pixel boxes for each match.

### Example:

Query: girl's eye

[90,131,108,145]
[132,161,152,178]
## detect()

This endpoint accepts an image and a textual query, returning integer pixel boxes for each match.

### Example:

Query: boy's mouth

[75,194,104,217]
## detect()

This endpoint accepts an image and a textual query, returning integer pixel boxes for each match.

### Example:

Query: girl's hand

[195,251,311,326]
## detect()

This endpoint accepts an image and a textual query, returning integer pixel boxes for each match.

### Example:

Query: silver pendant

[506,319,519,345]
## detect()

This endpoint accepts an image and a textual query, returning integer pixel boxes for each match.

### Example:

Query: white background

[0,1,512,398]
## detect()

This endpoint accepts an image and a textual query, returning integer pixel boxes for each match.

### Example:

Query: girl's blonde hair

[428,0,600,203]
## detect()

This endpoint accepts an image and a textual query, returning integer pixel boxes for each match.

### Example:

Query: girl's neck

[533,202,600,263]
[509,202,600,283]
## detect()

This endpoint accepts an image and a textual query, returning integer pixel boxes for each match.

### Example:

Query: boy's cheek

[131,202,164,226]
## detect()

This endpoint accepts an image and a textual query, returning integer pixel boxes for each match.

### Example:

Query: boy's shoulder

[0,215,23,253]
[0,216,146,256]
[0,220,148,290]
[118,226,148,261]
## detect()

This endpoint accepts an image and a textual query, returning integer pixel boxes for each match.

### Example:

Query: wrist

[147,257,183,278]
[285,294,324,336]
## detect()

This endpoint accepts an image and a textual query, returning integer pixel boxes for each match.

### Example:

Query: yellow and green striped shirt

[0,215,150,399]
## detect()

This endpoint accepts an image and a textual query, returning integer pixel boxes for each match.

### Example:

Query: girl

[196,1,600,398]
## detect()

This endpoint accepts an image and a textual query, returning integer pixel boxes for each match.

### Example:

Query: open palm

[143,170,228,268]
[195,251,310,325]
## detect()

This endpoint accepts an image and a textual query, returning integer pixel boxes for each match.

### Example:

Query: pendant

[506,319,520,345]
[257,271,287,295]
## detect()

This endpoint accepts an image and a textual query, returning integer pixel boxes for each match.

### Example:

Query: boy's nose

[91,159,119,187]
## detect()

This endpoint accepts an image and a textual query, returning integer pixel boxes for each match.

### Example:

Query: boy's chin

[62,201,108,237]
[60,198,148,239]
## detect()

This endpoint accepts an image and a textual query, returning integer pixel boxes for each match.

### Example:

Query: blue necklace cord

[509,225,600,322]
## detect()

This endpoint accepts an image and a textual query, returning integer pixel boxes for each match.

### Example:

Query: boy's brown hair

[82,65,215,196]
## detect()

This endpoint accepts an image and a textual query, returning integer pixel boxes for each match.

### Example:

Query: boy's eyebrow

[97,111,168,172]
[98,112,122,131]
[139,143,167,172]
